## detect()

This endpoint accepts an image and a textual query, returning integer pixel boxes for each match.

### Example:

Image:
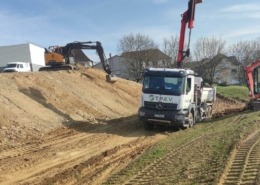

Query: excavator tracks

[219,130,260,185]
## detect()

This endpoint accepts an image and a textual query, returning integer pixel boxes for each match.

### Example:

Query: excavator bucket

[106,75,118,83]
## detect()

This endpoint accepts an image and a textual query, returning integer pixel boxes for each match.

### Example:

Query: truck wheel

[143,121,153,130]
[188,112,194,127]
[206,106,212,118]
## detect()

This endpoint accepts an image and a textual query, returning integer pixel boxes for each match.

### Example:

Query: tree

[193,36,226,61]
[229,38,260,66]
[191,36,226,84]
[117,33,158,82]
[229,38,260,84]
[162,35,179,67]
[117,33,157,54]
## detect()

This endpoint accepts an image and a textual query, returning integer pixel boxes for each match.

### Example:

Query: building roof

[121,48,171,60]
[71,49,93,63]
[185,54,239,69]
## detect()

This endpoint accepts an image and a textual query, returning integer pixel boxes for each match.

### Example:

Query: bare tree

[117,33,158,82]
[229,38,260,84]
[162,35,179,67]
[193,36,226,61]
[189,36,227,84]
[117,33,157,53]
[229,38,260,66]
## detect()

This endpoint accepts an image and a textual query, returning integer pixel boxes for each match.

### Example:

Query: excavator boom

[40,41,117,82]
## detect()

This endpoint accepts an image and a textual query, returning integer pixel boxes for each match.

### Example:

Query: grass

[102,86,259,185]
[216,85,250,102]
[103,111,260,185]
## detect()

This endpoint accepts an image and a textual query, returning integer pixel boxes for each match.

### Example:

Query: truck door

[183,76,194,108]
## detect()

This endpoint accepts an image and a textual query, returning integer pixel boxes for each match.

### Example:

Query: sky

[0,0,259,62]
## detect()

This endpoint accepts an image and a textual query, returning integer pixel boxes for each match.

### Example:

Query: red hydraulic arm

[177,0,202,68]
[244,60,260,100]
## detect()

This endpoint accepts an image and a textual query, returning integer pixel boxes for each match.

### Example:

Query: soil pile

[0,68,247,147]
[0,68,141,146]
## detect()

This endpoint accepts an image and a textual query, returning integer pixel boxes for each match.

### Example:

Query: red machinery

[177,0,202,68]
[244,60,260,110]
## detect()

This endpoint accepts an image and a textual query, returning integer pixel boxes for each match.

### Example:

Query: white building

[0,43,45,72]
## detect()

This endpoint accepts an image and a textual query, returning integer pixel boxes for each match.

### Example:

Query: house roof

[71,49,93,63]
[185,53,239,69]
[121,48,171,60]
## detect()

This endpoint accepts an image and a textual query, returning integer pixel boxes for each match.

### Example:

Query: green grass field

[216,85,250,102]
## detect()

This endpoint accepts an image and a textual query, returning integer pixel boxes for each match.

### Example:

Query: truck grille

[144,101,178,111]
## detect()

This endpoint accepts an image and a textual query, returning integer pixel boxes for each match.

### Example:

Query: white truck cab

[3,62,31,72]
[138,68,216,130]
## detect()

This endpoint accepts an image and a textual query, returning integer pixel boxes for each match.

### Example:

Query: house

[121,48,173,68]
[70,49,93,67]
[93,55,133,79]
[214,55,240,85]
[185,54,240,85]
[93,49,173,81]
[0,43,45,71]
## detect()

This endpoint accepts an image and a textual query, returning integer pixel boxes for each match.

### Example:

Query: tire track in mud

[106,135,207,185]
[104,114,252,185]
[40,136,158,185]
[0,117,166,185]
[218,130,260,185]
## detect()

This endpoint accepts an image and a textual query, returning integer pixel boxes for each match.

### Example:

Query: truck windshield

[143,75,185,95]
[6,64,17,68]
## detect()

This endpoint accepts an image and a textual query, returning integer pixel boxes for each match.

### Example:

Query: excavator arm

[42,41,117,82]
[177,0,202,68]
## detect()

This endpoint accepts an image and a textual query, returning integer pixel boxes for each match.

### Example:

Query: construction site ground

[0,68,259,185]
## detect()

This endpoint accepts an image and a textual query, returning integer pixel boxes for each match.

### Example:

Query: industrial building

[0,43,45,72]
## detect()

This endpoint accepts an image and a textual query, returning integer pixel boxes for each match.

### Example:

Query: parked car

[3,62,31,72]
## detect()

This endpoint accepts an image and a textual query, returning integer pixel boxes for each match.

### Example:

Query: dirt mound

[0,68,247,147]
[0,68,141,146]
[213,94,248,117]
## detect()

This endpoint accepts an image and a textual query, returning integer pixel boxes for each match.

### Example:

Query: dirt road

[0,116,168,185]
[0,68,250,185]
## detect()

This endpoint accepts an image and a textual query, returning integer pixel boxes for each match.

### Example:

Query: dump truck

[138,68,216,129]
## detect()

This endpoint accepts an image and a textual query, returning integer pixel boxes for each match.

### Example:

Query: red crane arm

[177,0,202,68]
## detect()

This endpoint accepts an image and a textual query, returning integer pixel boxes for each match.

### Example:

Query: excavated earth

[0,68,252,185]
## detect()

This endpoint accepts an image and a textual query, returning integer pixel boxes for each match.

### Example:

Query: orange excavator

[244,60,260,110]
[39,41,117,82]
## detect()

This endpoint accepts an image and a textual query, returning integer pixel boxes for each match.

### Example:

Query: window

[186,78,191,93]
[143,75,185,95]
[254,67,260,93]
[231,69,237,76]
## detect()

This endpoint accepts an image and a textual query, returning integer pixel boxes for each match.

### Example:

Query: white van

[3,62,31,72]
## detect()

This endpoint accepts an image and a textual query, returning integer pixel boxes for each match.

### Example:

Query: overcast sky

[0,0,259,61]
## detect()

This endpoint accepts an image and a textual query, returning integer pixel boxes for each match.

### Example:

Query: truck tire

[188,112,194,127]
[143,121,154,130]
[181,112,194,130]
[206,106,212,118]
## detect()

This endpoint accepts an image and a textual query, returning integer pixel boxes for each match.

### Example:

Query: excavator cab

[245,60,260,110]
[253,66,260,94]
